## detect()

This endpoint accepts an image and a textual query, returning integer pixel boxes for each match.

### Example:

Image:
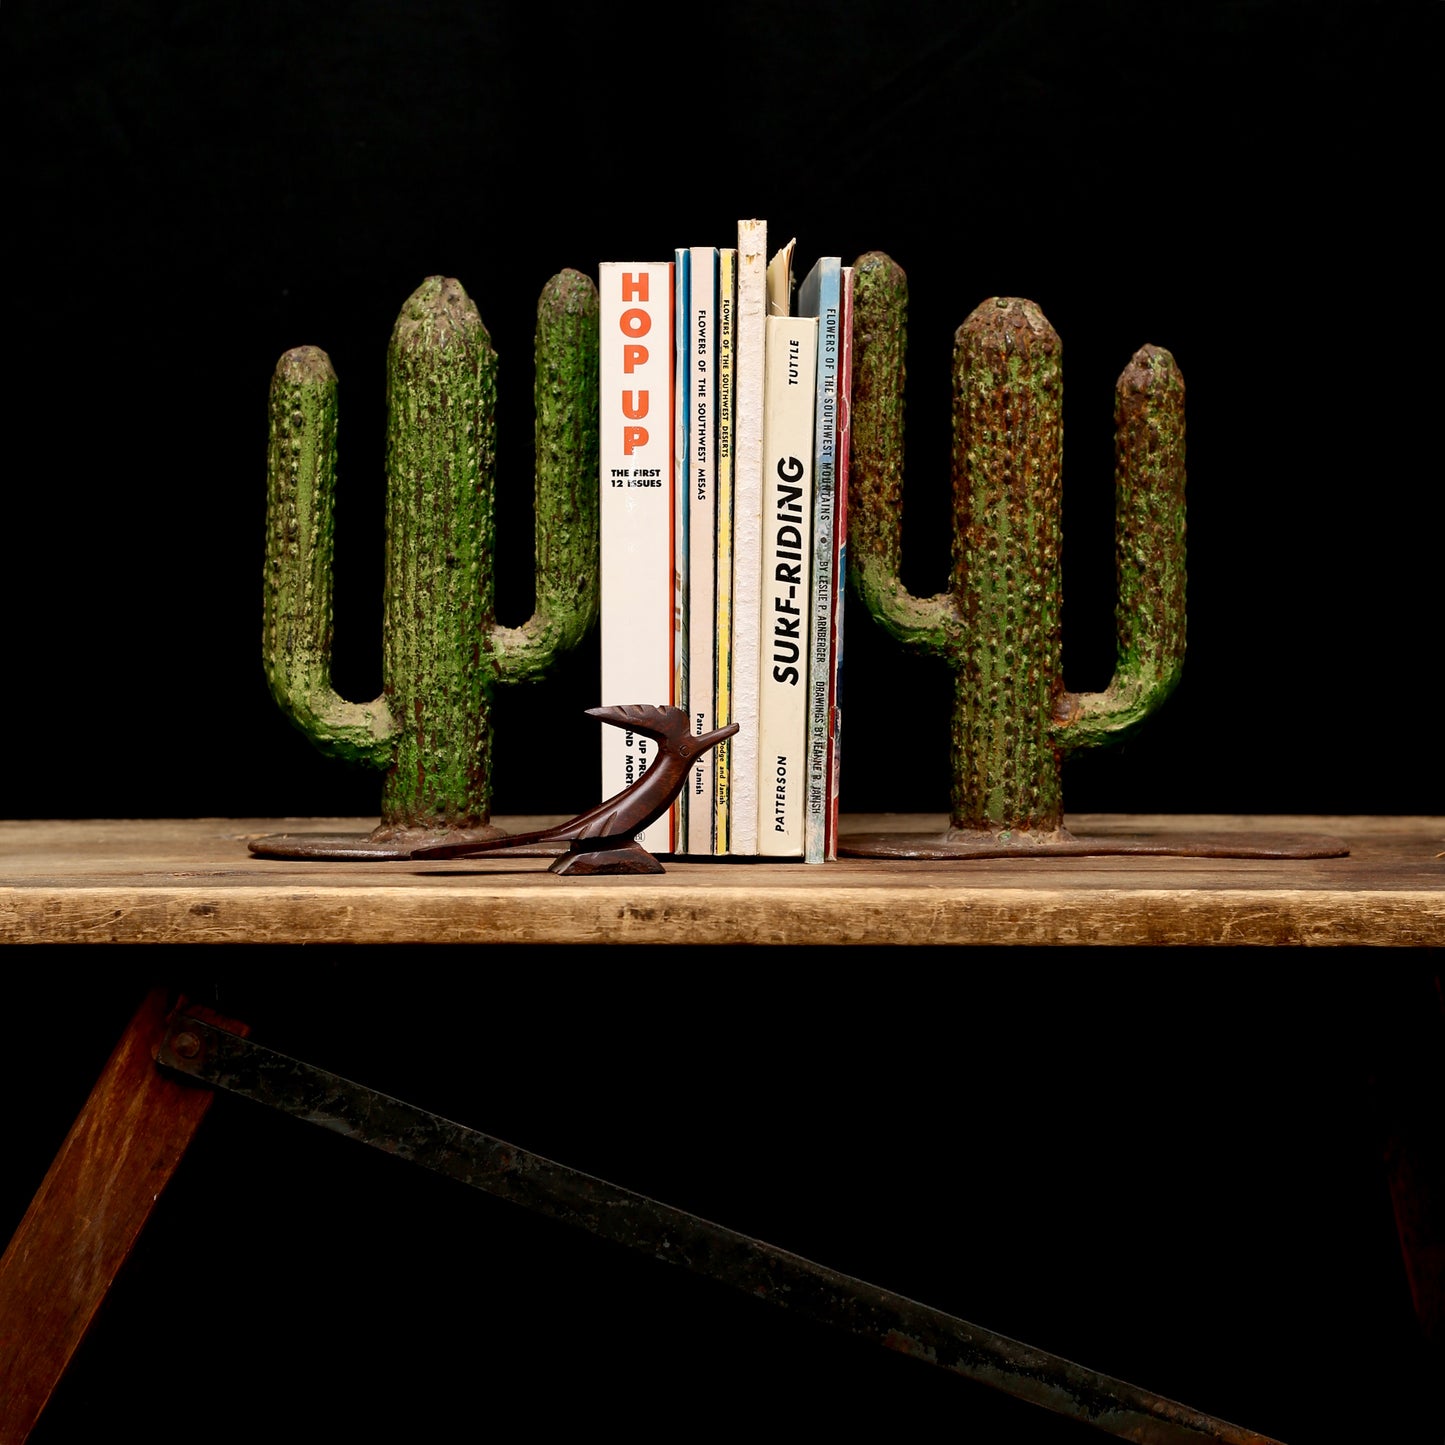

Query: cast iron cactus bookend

[250,271,599,861]
[840,252,1345,860]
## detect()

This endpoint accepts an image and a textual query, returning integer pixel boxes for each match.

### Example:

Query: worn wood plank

[1,816,1441,946]
[0,989,245,1445]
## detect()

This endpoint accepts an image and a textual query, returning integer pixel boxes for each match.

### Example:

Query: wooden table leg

[0,987,245,1445]
[1376,968,1445,1365]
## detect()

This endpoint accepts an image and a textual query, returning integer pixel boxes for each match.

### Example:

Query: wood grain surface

[2,815,1441,945]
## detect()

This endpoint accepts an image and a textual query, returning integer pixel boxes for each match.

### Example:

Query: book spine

[712,247,737,854]
[729,219,767,855]
[826,264,855,862]
[672,248,690,850]
[598,259,676,854]
[798,258,842,864]
[756,312,817,858]
[686,245,718,853]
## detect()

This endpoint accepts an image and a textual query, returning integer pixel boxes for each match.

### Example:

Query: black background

[5,962,1443,1444]
[3,0,1440,824]
[2,3,1441,1443]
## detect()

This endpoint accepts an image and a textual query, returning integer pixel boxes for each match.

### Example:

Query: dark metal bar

[156,1016,1284,1444]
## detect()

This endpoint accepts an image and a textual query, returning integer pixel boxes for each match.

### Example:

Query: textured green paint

[263,271,599,837]
[848,252,1186,838]
[263,346,397,766]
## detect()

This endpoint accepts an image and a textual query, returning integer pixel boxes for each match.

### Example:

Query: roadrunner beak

[584,704,657,732]
[690,722,740,757]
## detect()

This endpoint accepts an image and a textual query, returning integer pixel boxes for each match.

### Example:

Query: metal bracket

[155,1016,1282,1445]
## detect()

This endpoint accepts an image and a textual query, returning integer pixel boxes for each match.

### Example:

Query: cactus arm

[847,251,962,653]
[262,345,396,766]
[491,269,602,682]
[1055,344,1186,752]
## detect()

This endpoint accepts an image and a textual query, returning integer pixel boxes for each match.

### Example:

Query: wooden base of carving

[551,839,665,875]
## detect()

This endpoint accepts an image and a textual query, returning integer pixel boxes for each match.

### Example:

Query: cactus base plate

[248,825,569,862]
[837,827,1350,861]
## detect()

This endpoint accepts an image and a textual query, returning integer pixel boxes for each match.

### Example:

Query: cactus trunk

[952,298,1068,834]
[379,277,497,834]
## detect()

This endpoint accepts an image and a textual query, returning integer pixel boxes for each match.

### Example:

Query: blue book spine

[797,256,842,864]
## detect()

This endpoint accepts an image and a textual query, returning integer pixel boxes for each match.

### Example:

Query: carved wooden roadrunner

[249,704,738,871]
[0,990,1288,1445]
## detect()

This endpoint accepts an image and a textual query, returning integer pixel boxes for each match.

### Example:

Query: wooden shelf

[3,814,1441,945]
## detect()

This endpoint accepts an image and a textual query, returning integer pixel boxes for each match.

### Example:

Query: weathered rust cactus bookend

[839,252,1345,861]
[250,271,599,861]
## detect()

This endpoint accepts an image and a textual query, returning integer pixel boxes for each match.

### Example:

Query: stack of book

[598,220,854,862]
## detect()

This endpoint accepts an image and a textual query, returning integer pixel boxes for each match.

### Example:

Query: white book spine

[598,260,676,853]
[757,312,817,858]
[729,219,767,855]
[686,245,718,853]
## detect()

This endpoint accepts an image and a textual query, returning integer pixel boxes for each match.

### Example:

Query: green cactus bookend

[840,253,1344,861]
[255,271,599,860]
